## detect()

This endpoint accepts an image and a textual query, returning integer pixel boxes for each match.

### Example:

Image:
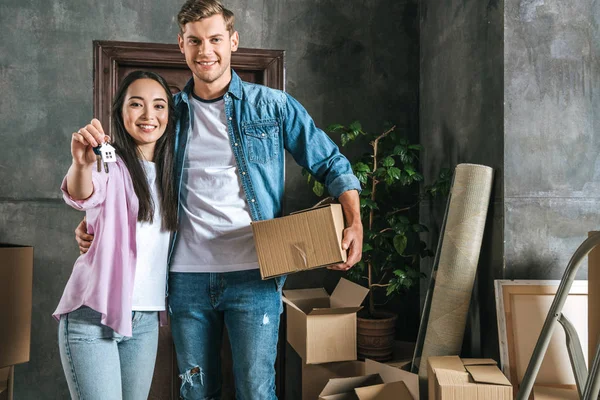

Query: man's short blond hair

[177,0,235,35]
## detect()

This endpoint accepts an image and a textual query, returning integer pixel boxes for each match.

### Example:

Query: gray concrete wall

[419,0,504,359]
[504,0,600,280]
[0,0,417,398]
[420,0,600,364]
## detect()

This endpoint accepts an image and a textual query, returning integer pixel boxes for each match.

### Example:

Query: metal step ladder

[517,232,600,400]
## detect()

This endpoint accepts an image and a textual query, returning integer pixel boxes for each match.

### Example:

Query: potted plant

[304,121,450,361]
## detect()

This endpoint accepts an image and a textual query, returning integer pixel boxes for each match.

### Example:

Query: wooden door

[93,41,286,400]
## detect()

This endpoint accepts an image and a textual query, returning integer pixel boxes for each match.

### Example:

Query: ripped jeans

[58,306,159,400]
[169,269,285,400]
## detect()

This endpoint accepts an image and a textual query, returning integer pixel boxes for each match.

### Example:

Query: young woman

[53,70,178,400]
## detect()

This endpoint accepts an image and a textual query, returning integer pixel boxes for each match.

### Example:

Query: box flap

[283,288,329,301]
[290,203,336,215]
[355,381,413,400]
[309,307,362,316]
[435,368,471,385]
[365,359,419,400]
[282,295,304,313]
[428,356,466,372]
[319,394,355,400]
[330,278,370,308]
[461,358,498,366]
[319,374,384,397]
[283,288,330,313]
[465,365,511,386]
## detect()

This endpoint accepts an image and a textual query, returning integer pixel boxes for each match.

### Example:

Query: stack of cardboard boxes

[252,205,514,399]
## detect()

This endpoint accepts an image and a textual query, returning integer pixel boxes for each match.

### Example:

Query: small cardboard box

[428,356,513,400]
[283,278,369,364]
[286,340,366,400]
[0,245,33,368]
[318,359,419,400]
[251,204,346,279]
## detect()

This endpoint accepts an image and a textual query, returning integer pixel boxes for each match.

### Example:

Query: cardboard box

[428,356,512,400]
[0,245,33,368]
[0,366,13,400]
[301,360,365,400]
[252,204,346,279]
[283,278,369,364]
[318,359,419,400]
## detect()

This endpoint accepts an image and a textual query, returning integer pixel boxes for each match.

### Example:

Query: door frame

[93,40,285,130]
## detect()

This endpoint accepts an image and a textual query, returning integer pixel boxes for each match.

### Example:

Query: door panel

[93,41,285,400]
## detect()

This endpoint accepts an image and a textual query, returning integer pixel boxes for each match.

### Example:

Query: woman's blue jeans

[169,269,285,400]
[58,306,159,400]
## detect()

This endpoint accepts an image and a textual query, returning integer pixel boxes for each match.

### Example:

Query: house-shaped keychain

[99,143,117,163]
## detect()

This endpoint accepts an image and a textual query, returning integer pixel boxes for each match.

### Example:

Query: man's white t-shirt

[132,160,169,311]
[170,94,260,273]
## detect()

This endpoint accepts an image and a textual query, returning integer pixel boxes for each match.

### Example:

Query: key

[94,142,117,173]
[92,145,102,173]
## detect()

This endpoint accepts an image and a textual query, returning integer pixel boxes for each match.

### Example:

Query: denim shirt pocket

[242,119,279,164]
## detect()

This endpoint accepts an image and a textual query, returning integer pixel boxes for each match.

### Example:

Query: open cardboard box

[283,278,369,364]
[319,374,413,399]
[318,359,419,400]
[251,204,346,279]
[301,360,366,400]
[428,356,513,400]
[0,244,33,369]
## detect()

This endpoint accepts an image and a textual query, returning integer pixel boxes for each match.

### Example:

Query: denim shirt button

[242,171,246,175]
[251,199,255,203]
[229,117,232,121]
[234,142,238,146]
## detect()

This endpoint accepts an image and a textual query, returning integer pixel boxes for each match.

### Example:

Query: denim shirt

[168,70,360,261]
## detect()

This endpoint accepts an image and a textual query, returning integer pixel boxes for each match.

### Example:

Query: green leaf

[408,144,424,151]
[312,181,324,197]
[398,216,410,224]
[393,234,408,255]
[361,199,378,210]
[387,167,402,180]
[382,156,395,167]
[353,162,371,173]
[393,269,406,278]
[348,121,362,132]
[355,172,368,185]
[341,133,349,146]
[405,164,416,176]
[327,123,345,132]
[362,243,373,252]
[375,167,387,178]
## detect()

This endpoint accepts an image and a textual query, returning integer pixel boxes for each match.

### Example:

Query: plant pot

[356,311,398,362]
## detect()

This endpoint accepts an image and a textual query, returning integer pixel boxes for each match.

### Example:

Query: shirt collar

[181,69,242,103]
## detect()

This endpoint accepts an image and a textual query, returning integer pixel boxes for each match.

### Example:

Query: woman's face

[122,78,169,157]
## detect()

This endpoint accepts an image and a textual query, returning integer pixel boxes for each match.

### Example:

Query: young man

[77,0,362,398]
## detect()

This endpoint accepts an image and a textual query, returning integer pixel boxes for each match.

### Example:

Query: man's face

[178,14,239,92]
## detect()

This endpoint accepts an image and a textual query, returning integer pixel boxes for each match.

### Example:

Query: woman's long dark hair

[111,70,178,231]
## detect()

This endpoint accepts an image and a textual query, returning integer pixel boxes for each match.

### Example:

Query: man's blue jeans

[58,306,159,400]
[169,269,285,400]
